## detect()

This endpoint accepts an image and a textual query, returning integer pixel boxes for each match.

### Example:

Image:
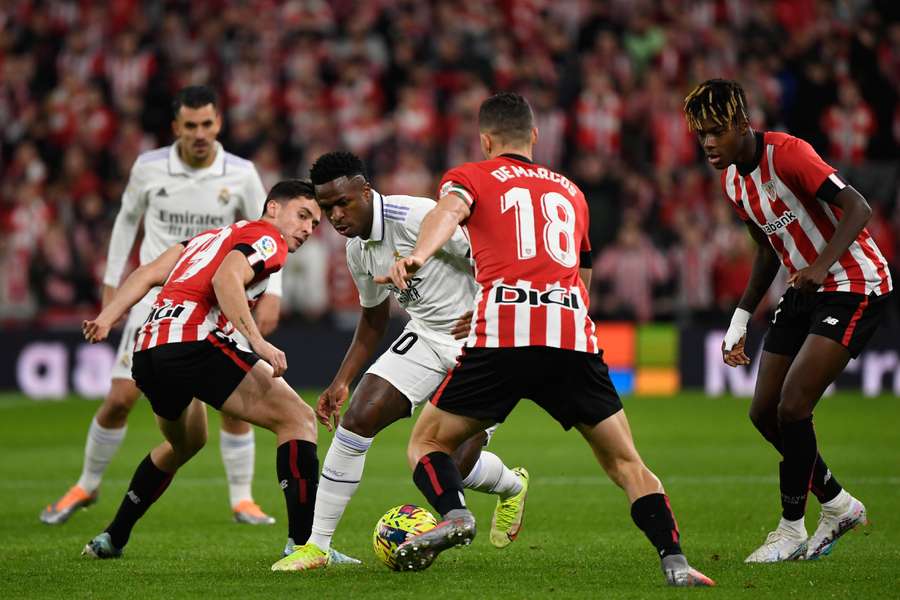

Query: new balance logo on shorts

[822,316,839,326]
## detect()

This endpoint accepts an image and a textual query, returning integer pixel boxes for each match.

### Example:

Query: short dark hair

[262,179,315,216]
[478,92,535,145]
[172,85,218,119]
[683,78,749,132]
[309,151,367,186]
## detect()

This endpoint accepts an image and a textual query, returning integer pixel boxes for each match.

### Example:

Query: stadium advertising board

[0,322,406,399]
[679,325,900,397]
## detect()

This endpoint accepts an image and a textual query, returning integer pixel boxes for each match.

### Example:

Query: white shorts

[110,298,154,380]
[366,326,498,442]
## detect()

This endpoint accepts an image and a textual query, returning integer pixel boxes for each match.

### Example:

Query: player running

[272,151,528,571]
[383,92,714,586]
[683,79,891,562]
[80,180,322,569]
[42,86,280,527]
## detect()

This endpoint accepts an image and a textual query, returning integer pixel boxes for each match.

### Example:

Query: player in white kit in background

[276,151,529,570]
[41,86,281,526]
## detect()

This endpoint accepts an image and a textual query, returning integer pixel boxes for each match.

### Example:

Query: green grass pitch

[1,391,898,599]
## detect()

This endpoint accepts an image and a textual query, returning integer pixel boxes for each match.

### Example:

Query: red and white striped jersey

[134,220,287,351]
[722,131,892,296]
[439,154,598,353]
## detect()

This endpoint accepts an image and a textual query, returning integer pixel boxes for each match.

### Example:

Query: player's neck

[490,146,533,162]
[734,129,761,174]
[177,141,217,170]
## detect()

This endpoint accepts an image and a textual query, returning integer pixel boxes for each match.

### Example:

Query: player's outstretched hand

[252,339,288,378]
[317,382,350,432]
[722,336,750,367]
[375,256,425,290]
[82,318,111,343]
[451,310,473,340]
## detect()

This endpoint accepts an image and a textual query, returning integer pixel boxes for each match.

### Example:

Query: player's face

[314,176,372,239]
[172,104,222,165]
[274,196,321,252]
[693,117,745,170]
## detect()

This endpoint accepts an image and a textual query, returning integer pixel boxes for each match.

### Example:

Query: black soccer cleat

[396,508,476,571]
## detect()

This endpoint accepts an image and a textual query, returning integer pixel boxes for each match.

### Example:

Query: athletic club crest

[218,187,231,205]
[762,180,778,202]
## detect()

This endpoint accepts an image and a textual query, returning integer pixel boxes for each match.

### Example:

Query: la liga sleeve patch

[251,235,278,261]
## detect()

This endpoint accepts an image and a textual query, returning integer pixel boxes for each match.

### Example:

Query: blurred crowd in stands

[1,0,899,328]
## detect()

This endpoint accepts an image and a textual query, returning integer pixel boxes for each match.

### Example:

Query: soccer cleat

[806,495,867,560]
[328,548,362,565]
[490,467,529,548]
[395,508,476,572]
[281,538,361,564]
[662,554,716,587]
[40,485,98,525]
[744,525,808,563]
[233,500,276,525]
[271,543,329,571]
[81,532,123,559]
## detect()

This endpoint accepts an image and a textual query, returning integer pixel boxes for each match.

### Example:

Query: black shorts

[431,346,623,430]
[131,332,259,421]
[763,288,890,358]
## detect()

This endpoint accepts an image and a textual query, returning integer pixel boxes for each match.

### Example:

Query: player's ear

[479,132,491,158]
[531,127,538,146]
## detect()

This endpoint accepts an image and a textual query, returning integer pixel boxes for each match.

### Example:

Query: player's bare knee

[100,386,139,425]
[339,404,379,438]
[277,394,317,441]
[777,400,812,425]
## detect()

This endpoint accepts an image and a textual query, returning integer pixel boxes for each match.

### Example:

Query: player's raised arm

[317,299,391,431]
[84,243,184,344]
[212,250,286,377]
[381,192,471,290]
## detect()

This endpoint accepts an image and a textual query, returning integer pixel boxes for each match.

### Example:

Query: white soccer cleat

[806,495,867,560]
[744,523,808,563]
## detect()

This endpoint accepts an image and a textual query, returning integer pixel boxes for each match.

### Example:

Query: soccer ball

[372,504,438,570]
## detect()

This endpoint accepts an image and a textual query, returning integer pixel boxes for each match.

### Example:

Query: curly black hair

[683,78,749,132]
[309,151,367,186]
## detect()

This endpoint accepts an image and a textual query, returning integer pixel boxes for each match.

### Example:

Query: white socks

[461,451,522,499]
[822,489,851,512]
[308,426,373,552]
[220,429,255,508]
[778,516,807,537]
[76,418,127,493]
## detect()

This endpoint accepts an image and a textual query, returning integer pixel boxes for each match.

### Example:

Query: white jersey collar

[362,189,384,242]
[168,141,226,177]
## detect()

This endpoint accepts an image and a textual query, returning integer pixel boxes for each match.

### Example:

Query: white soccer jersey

[346,191,477,346]
[103,142,282,299]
